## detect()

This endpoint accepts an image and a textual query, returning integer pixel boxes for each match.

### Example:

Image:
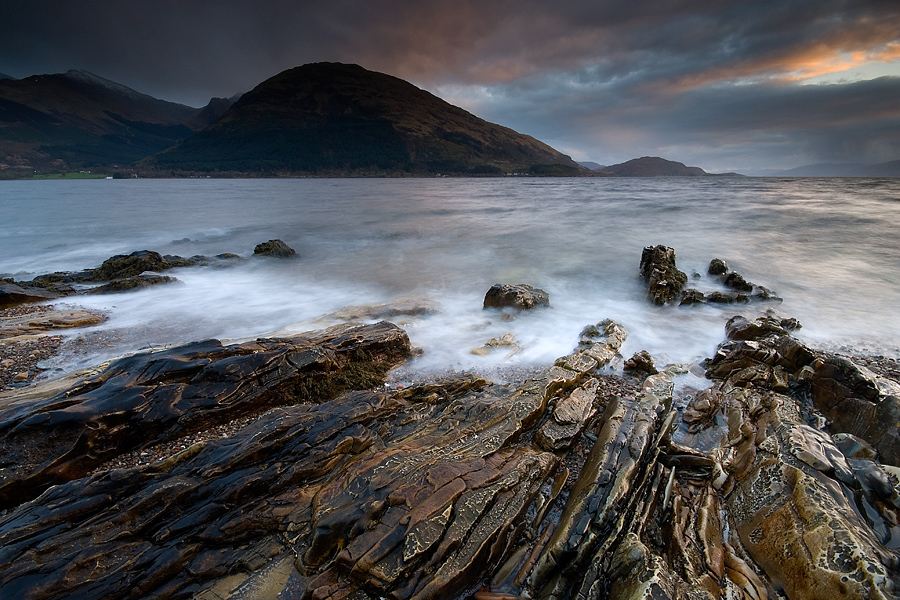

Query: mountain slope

[0,70,210,172]
[599,156,707,176]
[147,62,580,175]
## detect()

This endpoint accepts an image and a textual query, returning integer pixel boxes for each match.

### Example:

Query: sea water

[2,177,899,376]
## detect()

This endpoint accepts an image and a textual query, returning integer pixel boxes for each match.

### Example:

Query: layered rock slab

[0,320,636,600]
[701,315,900,599]
[0,321,411,509]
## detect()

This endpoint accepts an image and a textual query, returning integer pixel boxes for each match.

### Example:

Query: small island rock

[253,239,296,258]
[483,283,550,310]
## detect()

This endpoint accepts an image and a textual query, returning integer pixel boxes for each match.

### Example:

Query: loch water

[2,176,899,376]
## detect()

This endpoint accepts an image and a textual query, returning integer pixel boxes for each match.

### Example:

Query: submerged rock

[324,297,439,321]
[87,272,181,294]
[639,245,687,305]
[483,283,550,310]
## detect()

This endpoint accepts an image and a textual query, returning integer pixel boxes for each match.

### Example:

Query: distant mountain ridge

[0,63,580,177]
[760,160,900,177]
[0,69,232,172]
[597,156,708,176]
[146,62,580,176]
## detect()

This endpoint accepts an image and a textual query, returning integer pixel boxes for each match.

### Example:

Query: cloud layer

[3,0,899,171]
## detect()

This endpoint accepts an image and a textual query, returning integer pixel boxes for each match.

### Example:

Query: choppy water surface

[2,177,899,375]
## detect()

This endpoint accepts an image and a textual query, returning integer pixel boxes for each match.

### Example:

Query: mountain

[760,160,900,177]
[146,62,581,176]
[0,73,14,80]
[0,70,212,173]
[598,156,707,176]
[578,161,604,170]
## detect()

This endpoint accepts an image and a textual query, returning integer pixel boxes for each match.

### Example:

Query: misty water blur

[2,177,899,376]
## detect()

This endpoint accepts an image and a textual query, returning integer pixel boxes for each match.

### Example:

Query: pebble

[90,413,261,474]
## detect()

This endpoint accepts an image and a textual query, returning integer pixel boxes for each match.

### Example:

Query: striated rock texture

[0,321,411,510]
[1,312,899,600]
[639,245,687,305]
[483,283,550,310]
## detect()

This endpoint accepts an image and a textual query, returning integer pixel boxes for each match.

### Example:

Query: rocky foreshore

[0,245,899,600]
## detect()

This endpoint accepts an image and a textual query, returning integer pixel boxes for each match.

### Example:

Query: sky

[2,0,900,173]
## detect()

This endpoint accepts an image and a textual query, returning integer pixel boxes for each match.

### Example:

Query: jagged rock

[623,350,658,374]
[811,355,900,466]
[253,239,296,258]
[528,371,674,597]
[639,245,687,305]
[535,379,602,451]
[0,345,571,599]
[696,316,900,598]
[87,272,181,294]
[483,283,550,310]
[0,283,61,308]
[721,271,753,292]
[0,321,411,509]
[708,258,728,275]
[2,302,900,600]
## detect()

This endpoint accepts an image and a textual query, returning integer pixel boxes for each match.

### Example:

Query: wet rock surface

[0,321,411,509]
[0,305,108,390]
[254,238,297,258]
[639,245,687,305]
[1,246,899,600]
[483,284,550,311]
[0,283,61,308]
[6,240,290,303]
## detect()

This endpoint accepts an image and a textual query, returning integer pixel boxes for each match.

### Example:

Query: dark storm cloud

[2,0,899,170]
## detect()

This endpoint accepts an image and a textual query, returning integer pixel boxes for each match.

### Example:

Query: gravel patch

[90,413,263,473]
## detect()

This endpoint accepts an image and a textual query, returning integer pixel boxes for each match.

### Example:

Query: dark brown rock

[253,239,296,258]
[679,288,706,305]
[707,290,749,303]
[91,250,176,281]
[0,321,411,510]
[2,296,900,600]
[708,258,728,275]
[483,284,550,310]
[623,350,658,374]
[0,284,61,308]
[639,245,687,305]
[722,271,753,292]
